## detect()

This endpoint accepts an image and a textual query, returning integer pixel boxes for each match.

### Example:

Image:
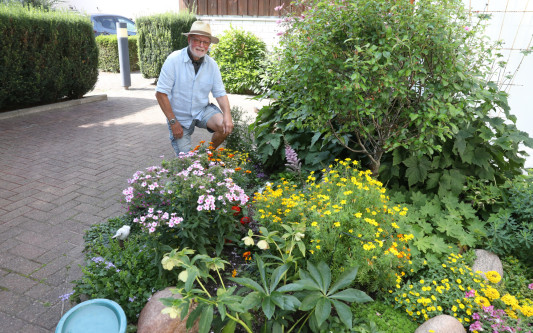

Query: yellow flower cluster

[253,158,414,291]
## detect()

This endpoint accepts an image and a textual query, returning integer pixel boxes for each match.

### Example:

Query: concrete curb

[0,94,108,120]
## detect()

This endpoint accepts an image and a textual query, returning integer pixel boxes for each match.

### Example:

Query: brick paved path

[0,72,261,332]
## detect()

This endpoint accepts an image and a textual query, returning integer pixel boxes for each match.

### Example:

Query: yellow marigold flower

[505,309,518,319]
[501,294,518,308]
[474,296,490,308]
[355,212,362,218]
[456,279,462,284]
[520,305,533,317]
[334,222,340,227]
[485,271,502,284]
[482,287,500,301]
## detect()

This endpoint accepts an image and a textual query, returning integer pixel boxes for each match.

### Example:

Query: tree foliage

[253,0,532,179]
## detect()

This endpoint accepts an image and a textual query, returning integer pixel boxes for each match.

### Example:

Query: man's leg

[168,123,194,156]
[199,104,229,149]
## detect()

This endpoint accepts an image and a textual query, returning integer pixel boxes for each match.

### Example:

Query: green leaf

[306,262,324,291]
[331,299,353,329]
[242,291,262,311]
[229,277,265,293]
[277,282,306,292]
[329,288,373,303]
[186,303,204,329]
[299,291,323,311]
[198,305,213,333]
[403,156,431,187]
[269,264,289,293]
[328,266,358,295]
[262,297,276,319]
[314,297,331,327]
[221,319,236,333]
[317,262,331,291]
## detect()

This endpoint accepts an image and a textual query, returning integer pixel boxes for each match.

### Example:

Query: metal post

[116,22,131,90]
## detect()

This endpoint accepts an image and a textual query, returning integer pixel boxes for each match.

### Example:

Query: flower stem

[196,278,212,298]
[226,313,253,333]
[216,268,226,290]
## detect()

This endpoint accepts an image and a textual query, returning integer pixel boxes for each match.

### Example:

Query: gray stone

[472,249,504,283]
[137,287,199,333]
[415,314,466,333]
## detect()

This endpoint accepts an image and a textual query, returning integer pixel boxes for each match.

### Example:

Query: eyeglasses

[191,37,211,47]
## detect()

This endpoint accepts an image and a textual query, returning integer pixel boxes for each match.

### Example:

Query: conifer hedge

[136,12,196,79]
[0,4,98,111]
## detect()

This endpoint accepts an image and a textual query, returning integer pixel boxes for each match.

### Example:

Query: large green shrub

[210,27,266,95]
[96,35,140,72]
[0,3,98,111]
[136,12,196,79]
[253,0,532,179]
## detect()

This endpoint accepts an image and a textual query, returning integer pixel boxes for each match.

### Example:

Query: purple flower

[469,321,483,332]
[128,296,137,302]
[528,282,533,290]
[465,289,476,298]
[285,145,302,173]
[472,312,480,320]
[59,291,74,301]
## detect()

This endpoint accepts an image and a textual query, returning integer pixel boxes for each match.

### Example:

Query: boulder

[472,249,504,283]
[415,314,466,333]
[137,287,199,333]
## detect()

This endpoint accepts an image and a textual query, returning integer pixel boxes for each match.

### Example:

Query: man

[155,21,233,156]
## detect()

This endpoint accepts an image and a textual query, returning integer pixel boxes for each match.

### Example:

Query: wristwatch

[169,118,177,125]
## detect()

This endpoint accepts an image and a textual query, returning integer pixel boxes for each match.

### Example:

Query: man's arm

[155,91,183,139]
[215,94,233,134]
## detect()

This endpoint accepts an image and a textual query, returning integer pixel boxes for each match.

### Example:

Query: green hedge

[136,12,196,79]
[211,27,266,95]
[0,4,98,111]
[96,35,140,72]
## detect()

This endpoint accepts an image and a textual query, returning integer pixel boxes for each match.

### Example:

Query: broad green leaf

[186,303,203,329]
[217,302,227,320]
[306,262,324,291]
[331,299,353,329]
[277,282,306,292]
[270,291,285,308]
[242,291,262,311]
[314,297,331,327]
[198,305,213,333]
[328,266,358,295]
[229,277,265,293]
[221,319,236,333]
[404,156,431,187]
[269,264,289,293]
[299,291,323,311]
[317,262,331,291]
[283,295,302,311]
[262,297,276,319]
[330,288,373,303]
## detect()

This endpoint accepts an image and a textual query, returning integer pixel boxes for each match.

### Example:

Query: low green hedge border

[96,35,140,72]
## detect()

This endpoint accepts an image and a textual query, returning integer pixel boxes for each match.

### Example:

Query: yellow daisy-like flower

[485,271,502,284]
[474,296,490,308]
[334,222,341,227]
[520,305,533,317]
[482,286,500,301]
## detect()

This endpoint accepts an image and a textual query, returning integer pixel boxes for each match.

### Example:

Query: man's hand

[222,112,234,135]
[171,122,184,139]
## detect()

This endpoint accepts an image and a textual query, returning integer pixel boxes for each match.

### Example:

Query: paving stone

[0,253,43,276]
[0,273,39,294]
[0,311,27,333]
[8,243,49,261]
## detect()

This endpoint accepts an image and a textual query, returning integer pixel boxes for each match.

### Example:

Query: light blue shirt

[156,47,226,129]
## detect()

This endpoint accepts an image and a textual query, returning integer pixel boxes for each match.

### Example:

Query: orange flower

[235,167,242,171]
[245,170,252,174]
[218,148,225,151]
[232,269,237,277]
[243,251,251,260]
[228,154,235,158]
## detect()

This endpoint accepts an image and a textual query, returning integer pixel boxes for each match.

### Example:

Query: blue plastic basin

[55,299,127,333]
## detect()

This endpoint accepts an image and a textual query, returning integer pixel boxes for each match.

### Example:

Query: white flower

[178,270,189,282]
[295,232,305,241]
[161,306,179,319]
[242,236,255,246]
[257,240,269,250]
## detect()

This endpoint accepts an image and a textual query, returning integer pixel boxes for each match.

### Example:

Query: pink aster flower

[528,283,533,290]
[465,289,476,298]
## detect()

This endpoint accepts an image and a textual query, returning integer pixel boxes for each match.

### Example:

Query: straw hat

[182,21,219,44]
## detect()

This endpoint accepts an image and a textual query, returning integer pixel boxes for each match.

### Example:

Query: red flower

[232,206,241,216]
[240,217,251,225]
